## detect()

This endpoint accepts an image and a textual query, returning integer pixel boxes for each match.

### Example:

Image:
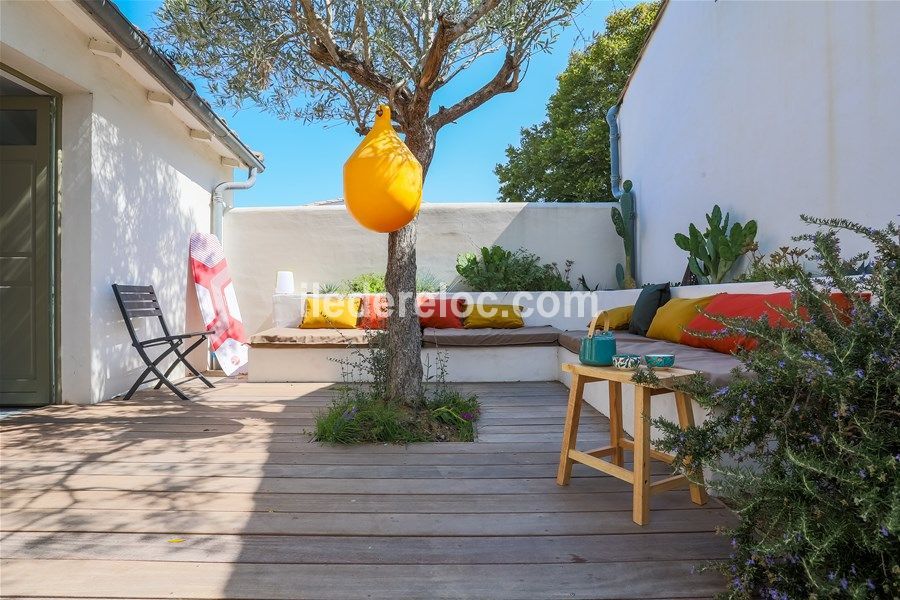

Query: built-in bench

[250,285,766,437]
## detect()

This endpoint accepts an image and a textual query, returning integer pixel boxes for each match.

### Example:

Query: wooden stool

[556,362,708,525]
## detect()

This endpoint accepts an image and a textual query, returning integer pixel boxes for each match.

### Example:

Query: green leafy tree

[155,0,581,404]
[495,2,660,202]
[648,216,900,598]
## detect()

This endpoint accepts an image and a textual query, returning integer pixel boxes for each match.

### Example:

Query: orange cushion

[681,292,868,354]
[358,294,389,330]
[682,293,794,353]
[418,297,465,329]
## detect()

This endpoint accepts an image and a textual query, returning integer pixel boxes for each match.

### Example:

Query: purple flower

[840,578,848,591]
[880,526,889,537]
[855,369,865,379]
[809,434,821,444]
[731,414,741,423]
[867,580,876,591]
[828,571,836,581]
[730,537,738,548]
[732,577,743,591]
[859,469,868,479]
[460,412,475,422]
[713,386,729,397]
[341,406,358,421]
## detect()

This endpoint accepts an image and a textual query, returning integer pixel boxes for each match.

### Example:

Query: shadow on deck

[0,380,733,599]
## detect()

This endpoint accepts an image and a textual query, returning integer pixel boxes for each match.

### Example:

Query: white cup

[274,271,295,295]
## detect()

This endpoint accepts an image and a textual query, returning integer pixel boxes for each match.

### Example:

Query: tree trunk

[385,124,435,406]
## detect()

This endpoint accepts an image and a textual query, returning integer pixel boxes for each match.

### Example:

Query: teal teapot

[579,311,618,366]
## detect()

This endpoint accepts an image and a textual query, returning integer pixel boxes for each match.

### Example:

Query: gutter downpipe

[209,167,258,370]
[606,104,625,199]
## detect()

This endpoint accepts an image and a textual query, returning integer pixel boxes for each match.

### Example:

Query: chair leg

[675,391,708,506]
[155,340,186,389]
[608,381,624,467]
[179,337,215,388]
[123,366,154,400]
[632,386,652,526]
[556,373,585,486]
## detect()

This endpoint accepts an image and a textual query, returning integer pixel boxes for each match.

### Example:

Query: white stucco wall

[1,0,233,403]
[618,0,900,285]
[225,203,623,336]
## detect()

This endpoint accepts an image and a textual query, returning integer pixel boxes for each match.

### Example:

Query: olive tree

[157,0,582,403]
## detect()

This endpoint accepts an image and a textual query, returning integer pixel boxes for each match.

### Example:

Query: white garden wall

[1,0,234,403]
[226,203,623,336]
[618,0,900,285]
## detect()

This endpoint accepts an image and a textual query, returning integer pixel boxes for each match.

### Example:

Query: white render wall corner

[1,0,233,404]
[618,1,900,285]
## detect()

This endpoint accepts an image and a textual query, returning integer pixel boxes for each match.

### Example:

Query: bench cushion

[559,331,742,387]
[250,327,371,347]
[423,325,561,347]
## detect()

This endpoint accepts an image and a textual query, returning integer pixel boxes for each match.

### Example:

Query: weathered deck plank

[0,380,730,599]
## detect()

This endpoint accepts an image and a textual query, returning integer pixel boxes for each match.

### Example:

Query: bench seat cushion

[559,331,743,387]
[250,327,372,347]
[423,325,561,347]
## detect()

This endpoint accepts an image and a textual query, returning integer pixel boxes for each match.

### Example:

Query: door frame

[1,63,62,405]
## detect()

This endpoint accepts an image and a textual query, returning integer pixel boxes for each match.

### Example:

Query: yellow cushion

[464,304,524,329]
[588,305,633,331]
[300,296,362,329]
[646,295,718,343]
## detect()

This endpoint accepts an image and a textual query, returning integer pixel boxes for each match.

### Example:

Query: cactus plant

[674,205,758,284]
[610,180,636,289]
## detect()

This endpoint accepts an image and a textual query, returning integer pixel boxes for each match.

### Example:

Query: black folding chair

[112,284,214,401]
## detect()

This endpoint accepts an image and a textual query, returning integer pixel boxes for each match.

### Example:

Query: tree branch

[428,50,520,130]
[418,0,501,91]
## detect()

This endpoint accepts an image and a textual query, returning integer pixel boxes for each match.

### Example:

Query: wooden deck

[0,380,734,599]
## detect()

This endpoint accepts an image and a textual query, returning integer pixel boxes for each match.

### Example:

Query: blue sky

[117,0,625,207]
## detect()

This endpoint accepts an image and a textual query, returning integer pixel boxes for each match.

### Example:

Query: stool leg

[608,381,624,467]
[632,386,652,525]
[675,391,709,506]
[556,373,585,486]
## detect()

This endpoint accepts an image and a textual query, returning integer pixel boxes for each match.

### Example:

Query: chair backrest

[111,284,173,344]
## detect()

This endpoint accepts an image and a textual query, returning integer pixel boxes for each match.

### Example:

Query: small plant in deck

[651,216,899,599]
[674,205,758,284]
[314,332,480,444]
[455,245,573,291]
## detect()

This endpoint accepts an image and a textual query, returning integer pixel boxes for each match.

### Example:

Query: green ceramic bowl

[612,354,641,370]
[644,353,675,368]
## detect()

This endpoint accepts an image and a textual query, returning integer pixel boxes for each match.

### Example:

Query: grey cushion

[250,327,372,347]
[559,331,743,387]
[423,326,561,347]
[630,283,671,336]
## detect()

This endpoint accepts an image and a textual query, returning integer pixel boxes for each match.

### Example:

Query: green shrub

[320,271,444,294]
[649,216,899,599]
[736,245,809,283]
[455,245,573,291]
[314,332,480,444]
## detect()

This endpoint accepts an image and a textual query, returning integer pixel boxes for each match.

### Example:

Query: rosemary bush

[653,217,899,599]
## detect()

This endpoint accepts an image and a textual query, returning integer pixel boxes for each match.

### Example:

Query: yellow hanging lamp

[343,105,423,233]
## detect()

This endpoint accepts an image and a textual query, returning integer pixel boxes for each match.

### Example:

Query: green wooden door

[0,96,53,406]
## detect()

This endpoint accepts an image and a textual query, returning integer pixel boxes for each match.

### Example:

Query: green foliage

[322,271,444,294]
[455,245,573,291]
[736,245,810,283]
[652,217,900,599]
[611,180,637,288]
[314,332,481,444]
[674,205,758,284]
[495,3,660,202]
